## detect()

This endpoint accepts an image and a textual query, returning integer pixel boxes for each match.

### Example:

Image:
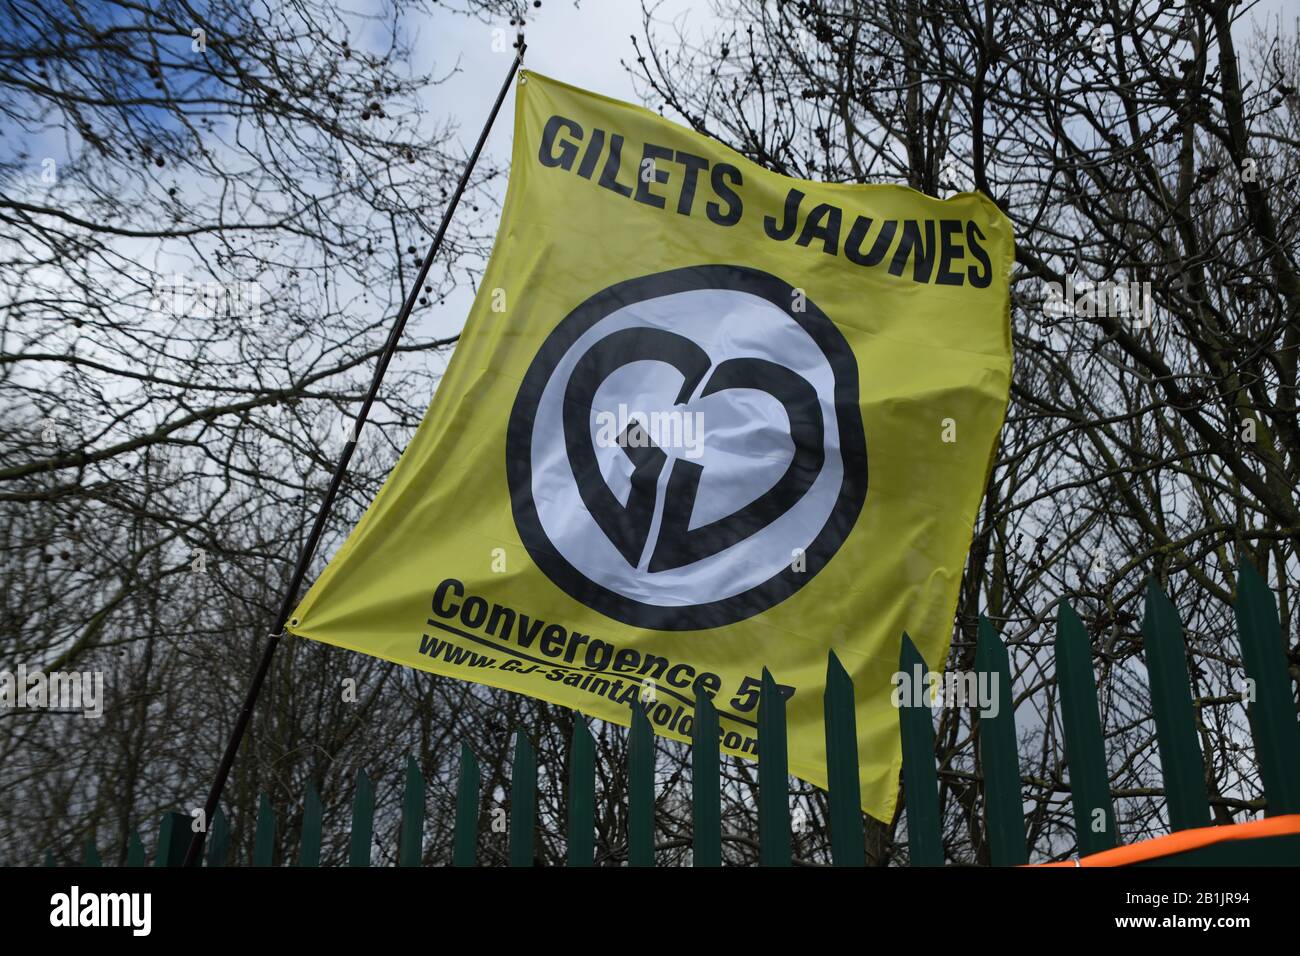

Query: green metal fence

[50,562,1300,866]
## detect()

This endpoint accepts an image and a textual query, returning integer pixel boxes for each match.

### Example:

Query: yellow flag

[287,70,1012,821]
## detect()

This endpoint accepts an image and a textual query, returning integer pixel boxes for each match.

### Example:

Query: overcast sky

[407,0,709,343]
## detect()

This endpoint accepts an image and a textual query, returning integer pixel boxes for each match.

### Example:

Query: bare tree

[0,0,510,864]
[629,0,1300,862]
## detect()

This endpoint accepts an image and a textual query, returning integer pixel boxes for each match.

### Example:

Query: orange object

[1033,814,1300,867]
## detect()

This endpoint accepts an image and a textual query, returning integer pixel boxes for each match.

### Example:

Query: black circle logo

[506,265,866,630]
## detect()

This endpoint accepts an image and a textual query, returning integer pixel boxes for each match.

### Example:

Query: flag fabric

[286,70,1013,821]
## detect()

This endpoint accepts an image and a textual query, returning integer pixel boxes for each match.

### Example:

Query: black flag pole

[183,42,527,868]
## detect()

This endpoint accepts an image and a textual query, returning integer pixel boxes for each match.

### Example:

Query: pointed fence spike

[1055,602,1117,854]
[975,615,1027,865]
[454,743,480,867]
[126,829,146,868]
[155,811,189,867]
[206,806,231,867]
[349,769,375,867]
[1141,578,1212,830]
[399,756,425,867]
[898,634,943,865]
[692,680,722,867]
[628,700,655,867]
[825,650,865,866]
[758,667,791,867]
[568,719,595,867]
[252,794,277,867]
[1235,560,1300,815]
[298,782,323,867]
[509,732,536,867]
